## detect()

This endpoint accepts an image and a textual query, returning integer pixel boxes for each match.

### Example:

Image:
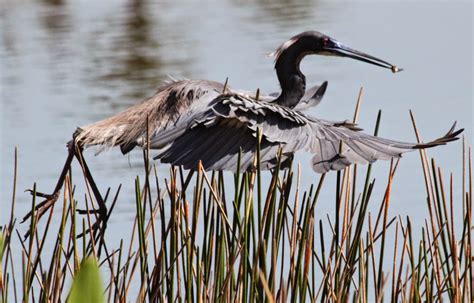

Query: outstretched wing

[152,94,462,172]
[307,120,461,172]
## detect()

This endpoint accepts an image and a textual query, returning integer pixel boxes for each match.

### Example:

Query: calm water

[0,0,472,296]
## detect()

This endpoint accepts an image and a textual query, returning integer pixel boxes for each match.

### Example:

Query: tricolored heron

[24,31,463,234]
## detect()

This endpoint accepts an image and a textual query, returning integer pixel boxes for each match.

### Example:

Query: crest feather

[268,37,299,62]
[268,31,322,63]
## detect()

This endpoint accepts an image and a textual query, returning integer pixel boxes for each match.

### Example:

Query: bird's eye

[323,38,329,45]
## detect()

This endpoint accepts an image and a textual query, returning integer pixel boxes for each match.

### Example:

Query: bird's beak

[324,39,403,73]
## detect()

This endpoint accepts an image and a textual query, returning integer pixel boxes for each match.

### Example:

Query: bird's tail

[67,120,136,155]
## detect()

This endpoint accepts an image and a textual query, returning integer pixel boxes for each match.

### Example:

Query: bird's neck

[273,50,307,108]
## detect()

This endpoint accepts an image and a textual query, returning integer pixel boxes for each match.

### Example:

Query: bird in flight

[25,31,462,232]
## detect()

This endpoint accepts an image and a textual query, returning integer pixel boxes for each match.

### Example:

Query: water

[1,0,472,298]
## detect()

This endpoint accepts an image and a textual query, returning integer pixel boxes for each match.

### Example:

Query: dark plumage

[73,31,462,173]
[23,31,463,232]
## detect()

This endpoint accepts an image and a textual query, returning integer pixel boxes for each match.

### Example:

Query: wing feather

[151,93,462,172]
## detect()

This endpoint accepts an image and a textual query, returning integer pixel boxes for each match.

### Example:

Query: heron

[24,31,463,232]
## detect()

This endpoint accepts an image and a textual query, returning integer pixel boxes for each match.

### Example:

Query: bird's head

[271,31,402,73]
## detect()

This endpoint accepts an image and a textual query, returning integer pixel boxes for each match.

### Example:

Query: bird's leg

[24,140,109,239]
[74,147,109,236]
[23,146,75,223]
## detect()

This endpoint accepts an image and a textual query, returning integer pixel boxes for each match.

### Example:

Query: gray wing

[152,94,462,172]
[307,120,460,172]
[152,94,304,171]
